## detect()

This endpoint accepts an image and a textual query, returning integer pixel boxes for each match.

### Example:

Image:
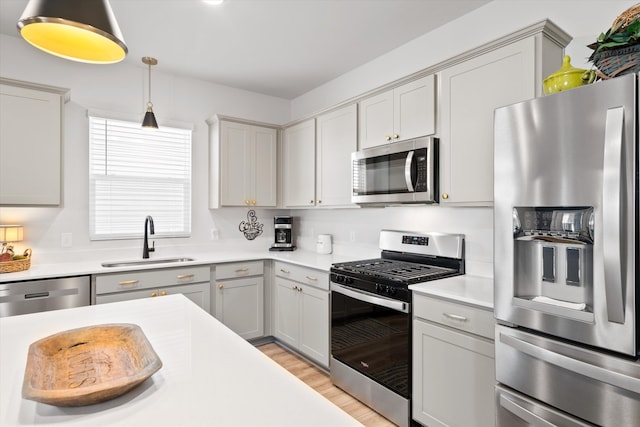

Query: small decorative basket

[588,3,640,79]
[591,43,640,79]
[0,248,32,273]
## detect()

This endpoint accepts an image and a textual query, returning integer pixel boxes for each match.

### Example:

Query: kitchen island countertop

[0,294,362,427]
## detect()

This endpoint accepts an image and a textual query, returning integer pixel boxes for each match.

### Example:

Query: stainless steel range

[330,230,464,427]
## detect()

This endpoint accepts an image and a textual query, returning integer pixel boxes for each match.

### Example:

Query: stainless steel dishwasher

[0,276,90,317]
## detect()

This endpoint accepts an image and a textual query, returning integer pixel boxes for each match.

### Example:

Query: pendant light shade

[17,0,127,64]
[142,56,159,129]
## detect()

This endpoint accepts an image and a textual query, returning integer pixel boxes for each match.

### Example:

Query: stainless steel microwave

[351,137,438,205]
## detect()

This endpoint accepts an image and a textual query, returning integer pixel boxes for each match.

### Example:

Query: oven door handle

[331,283,409,313]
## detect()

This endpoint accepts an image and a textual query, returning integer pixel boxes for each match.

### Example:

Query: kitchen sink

[101,257,195,268]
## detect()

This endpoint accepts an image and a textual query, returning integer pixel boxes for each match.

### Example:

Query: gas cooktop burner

[332,258,457,284]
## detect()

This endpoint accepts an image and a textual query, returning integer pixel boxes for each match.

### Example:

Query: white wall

[0,0,634,275]
[0,34,290,262]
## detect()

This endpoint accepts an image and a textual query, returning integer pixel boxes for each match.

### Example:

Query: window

[89,116,192,240]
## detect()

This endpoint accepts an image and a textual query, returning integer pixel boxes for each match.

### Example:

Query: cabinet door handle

[177,274,194,281]
[393,133,399,139]
[279,268,290,274]
[119,280,139,286]
[160,290,167,296]
[385,135,391,141]
[305,275,318,281]
[443,312,468,322]
[442,193,449,200]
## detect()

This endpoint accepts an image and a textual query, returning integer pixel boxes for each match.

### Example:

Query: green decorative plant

[588,17,640,61]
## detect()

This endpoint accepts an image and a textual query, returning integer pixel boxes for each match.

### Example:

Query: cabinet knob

[245,200,250,205]
[218,283,224,289]
[393,133,399,139]
[317,200,321,204]
[442,193,449,200]
[252,200,256,205]
[310,200,314,204]
[160,290,167,296]
[385,135,391,141]
[151,292,158,297]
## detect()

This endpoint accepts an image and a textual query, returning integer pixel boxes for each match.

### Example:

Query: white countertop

[409,275,494,309]
[0,295,362,427]
[0,248,361,283]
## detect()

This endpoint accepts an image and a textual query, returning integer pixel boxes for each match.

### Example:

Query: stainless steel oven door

[330,282,410,398]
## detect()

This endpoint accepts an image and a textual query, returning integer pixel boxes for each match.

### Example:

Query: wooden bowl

[22,323,162,406]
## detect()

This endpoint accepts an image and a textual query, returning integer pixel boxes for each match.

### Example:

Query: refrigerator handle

[499,395,556,427]
[602,106,626,324]
[500,332,640,394]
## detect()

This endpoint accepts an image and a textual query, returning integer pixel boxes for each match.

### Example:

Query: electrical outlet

[210,228,219,240]
[349,231,356,242]
[61,233,73,248]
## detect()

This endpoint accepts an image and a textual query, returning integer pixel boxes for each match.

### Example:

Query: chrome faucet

[143,215,155,259]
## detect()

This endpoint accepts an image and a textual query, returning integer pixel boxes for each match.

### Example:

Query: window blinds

[89,116,192,240]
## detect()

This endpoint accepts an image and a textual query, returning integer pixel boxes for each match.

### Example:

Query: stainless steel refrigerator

[494,73,639,426]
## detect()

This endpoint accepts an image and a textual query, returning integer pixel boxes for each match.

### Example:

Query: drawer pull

[235,268,249,274]
[443,312,468,322]
[119,280,139,286]
[305,275,318,281]
[176,274,195,281]
[280,268,290,274]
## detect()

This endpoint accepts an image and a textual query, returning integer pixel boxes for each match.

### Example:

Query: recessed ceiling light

[203,0,225,5]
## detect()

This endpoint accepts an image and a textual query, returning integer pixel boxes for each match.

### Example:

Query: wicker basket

[0,249,32,273]
[589,4,640,79]
[592,43,640,79]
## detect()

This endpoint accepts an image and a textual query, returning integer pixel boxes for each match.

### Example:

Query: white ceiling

[0,0,491,99]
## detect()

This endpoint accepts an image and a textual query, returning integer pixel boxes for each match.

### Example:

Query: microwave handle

[405,150,415,192]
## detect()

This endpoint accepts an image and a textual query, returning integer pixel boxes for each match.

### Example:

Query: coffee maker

[270,216,295,251]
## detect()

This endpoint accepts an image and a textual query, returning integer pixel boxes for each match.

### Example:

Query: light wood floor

[258,342,396,427]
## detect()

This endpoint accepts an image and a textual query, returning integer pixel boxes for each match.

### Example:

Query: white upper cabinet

[208,116,277,208]
[315,104,357,207]
[358,74,435,150]
[0,79,68,206]
[438,20,570,206]
[282,118,316,208]
[283,104,357,208]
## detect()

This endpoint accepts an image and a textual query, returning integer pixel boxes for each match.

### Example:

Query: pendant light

[17,0,127,64]
[142,57,159,129]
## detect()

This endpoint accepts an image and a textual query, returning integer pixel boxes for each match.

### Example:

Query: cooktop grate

[332,258,456,284]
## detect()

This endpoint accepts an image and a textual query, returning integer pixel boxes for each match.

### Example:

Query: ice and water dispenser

[512,207,594,310]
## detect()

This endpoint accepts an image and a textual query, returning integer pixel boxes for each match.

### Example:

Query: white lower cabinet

[214,261,264,340]
[94,266,211,313]
[273,262,329,367]
[412,293,495,427]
